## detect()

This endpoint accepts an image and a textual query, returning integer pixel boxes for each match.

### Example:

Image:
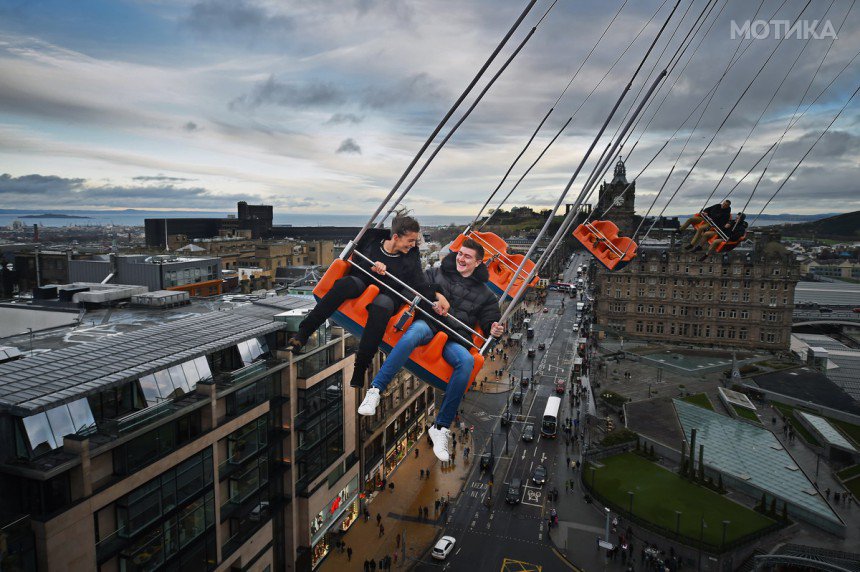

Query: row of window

[628,321,781,342]
[612,263,790,278]
[610,288,790,306]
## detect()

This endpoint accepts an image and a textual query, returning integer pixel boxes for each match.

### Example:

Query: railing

[215,360,272,387]
[99,398,174,437]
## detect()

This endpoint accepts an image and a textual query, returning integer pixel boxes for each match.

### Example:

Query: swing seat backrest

[313,255,485,392]
[714,233,747,253]
[450,231,539,300]
[572,221,637,271]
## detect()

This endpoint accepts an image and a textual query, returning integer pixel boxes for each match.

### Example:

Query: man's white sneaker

[428,426,451,462]
[358,388,381,416]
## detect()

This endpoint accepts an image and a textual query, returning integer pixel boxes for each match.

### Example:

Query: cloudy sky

[0,0,858,218]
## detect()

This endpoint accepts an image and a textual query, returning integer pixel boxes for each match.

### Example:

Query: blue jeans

[371,320,474,428]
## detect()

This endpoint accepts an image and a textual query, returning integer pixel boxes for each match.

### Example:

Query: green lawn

[845,476,860,500]
[732,404,760,423]
[829,419,860,448]
[681,393,714,411]
[772,403,822,447]
[836,465,860,481]
[586,453,776,546]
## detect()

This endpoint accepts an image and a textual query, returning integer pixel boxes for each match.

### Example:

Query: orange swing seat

[313,258,485,392]
[572,220,637,271]
[449,231,539,300]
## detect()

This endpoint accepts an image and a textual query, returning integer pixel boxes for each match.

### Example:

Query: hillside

[762,210,860,241]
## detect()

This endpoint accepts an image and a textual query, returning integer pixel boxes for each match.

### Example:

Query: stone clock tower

[596,157,635,236]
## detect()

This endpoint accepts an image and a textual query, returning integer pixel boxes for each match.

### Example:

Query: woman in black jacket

[357,239,504,462]
[288,213,449,387]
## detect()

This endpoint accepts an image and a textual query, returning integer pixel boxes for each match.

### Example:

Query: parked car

[505,478,523,505]
[531,464,547,486]
[819,307,833,313]
[538,342,546,351]
[512,391,523,404]
[528,348,536,358]
[432,536,456,560]
[520,376,530,389]
[522,424,535,442]
[480,452,494,471]
[555,380,565,394]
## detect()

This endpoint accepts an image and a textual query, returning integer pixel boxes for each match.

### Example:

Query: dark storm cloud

[185,0,293,36]
[133,175,196,182]
[336,138,362,154]
[183,121,200,132]
[230,72,449,112]
[0,173,259,209]
[326,113,364,125]
[229,75,345,110]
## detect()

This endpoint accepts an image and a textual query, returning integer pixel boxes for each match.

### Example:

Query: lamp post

[604,507,611,542]
[675,511,682,536]
[721,520,730,549]
[628,491,634,516]
[27,327,33,357]
[698,516,706,572]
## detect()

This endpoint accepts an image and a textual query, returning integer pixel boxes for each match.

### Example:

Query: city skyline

[1,0,859,217]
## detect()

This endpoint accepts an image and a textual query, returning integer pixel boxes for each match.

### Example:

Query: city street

[414,252,614,571]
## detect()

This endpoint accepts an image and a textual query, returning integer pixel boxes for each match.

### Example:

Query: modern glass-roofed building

[796,411,859,464]
[673,399,846,536]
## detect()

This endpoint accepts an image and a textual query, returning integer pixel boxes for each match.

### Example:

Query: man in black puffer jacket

[288,213,449,388]
[357,238,504,462]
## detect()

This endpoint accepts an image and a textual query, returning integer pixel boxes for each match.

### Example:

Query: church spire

[611,155,627,185]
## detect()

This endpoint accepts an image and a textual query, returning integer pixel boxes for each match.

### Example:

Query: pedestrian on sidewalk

[415,448,419,458]
[420,469,424,479]
[424,506,429,518]
[389,482,395,493]
[396,533,401,549]
[347,546,353,561]
[376,513,382,526]
[379,523,385,537]
[364,558,370,571]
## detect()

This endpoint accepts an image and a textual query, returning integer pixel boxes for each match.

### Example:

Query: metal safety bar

[698,212,730,242]
[346,251,491,352]
[581,222,628,257]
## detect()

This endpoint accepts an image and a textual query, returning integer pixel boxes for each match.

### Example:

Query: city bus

[541,396,562,437]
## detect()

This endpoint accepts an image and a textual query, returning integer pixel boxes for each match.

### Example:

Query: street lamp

[675,511,682,535]
[27,327,33,357]
[721,520,730,549]
[628,491,634,516]
[604,507,611,542]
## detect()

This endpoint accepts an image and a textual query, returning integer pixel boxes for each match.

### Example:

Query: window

[739,328,748,340]
[635,321,644,333]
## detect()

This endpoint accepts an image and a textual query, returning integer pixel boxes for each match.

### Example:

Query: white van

[576,302,585,313]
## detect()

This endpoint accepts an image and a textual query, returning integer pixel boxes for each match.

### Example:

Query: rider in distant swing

[692,213,748,261]
[678,199,731,250]
[287,211,450,388]
[357,239,505,462]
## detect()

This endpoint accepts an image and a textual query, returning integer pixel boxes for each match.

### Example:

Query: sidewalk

[319,430,474,570]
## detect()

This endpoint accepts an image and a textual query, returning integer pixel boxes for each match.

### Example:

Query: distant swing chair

[572,220,638,271]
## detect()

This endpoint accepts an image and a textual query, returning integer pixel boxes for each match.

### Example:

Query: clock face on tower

[613,194,625,207]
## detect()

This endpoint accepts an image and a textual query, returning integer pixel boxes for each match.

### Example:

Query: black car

[512,391,523,404]
[538,342,546,351]
[520,376,529,389]
[500,410,513,427]
[480,452,494,471]
[505,478,523,505]
[522,423,535,442]
[527,348,536,358]
[531,464,547,486]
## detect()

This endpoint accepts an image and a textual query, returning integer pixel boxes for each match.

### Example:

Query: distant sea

[0,210,473,228]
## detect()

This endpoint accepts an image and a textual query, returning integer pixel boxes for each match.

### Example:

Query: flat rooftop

[0,296,311,415]
[794,282,860,307]
[749,367,860,416]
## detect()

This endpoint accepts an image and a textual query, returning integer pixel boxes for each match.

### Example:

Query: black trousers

[298,275,398,368]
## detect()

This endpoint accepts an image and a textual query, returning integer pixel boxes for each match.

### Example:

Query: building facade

[0,296,371,571]
[69,254,223,296]
[591,241,799,350]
